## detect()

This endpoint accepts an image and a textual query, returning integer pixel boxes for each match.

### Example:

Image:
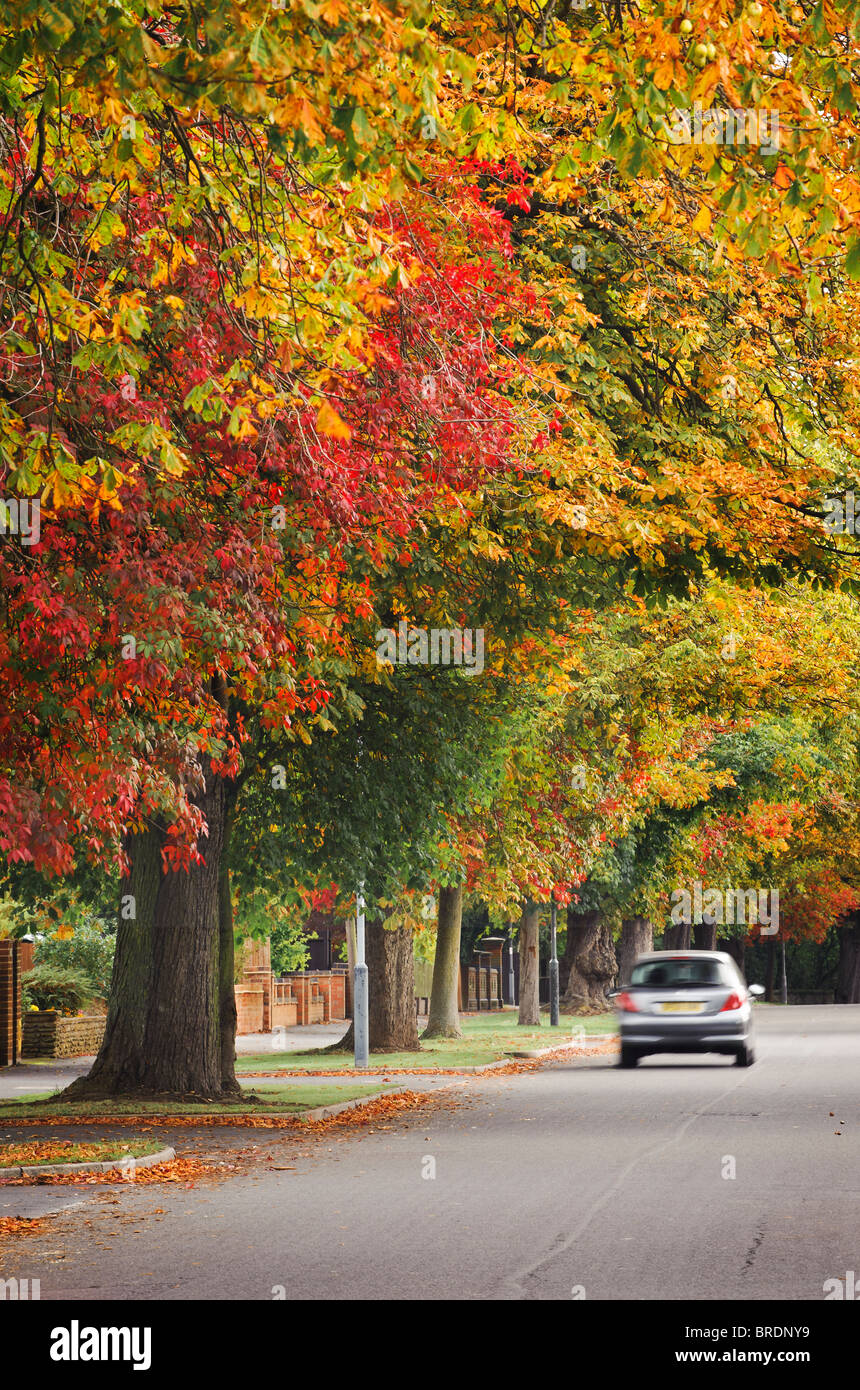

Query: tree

[1,127,530,1094]
[561,908,617,1014]
[7,0,860,1088]
[517,902,542,1026]
[424,885,464,1039]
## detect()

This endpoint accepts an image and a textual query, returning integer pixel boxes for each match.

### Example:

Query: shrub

[34,918,115,999]
[21,964,97,1016]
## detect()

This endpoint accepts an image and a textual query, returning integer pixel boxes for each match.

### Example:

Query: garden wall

[21,1012,106,1059]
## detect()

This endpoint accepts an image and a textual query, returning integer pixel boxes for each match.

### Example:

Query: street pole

[354,888,369,1069]
[549,901,560,1027]
[780,938,788,1006]
[506,932,516,1007]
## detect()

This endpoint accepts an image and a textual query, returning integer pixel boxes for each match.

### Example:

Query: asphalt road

[2,1005,857,1301]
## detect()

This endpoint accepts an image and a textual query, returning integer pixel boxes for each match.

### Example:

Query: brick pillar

[289,975,307,1026]
[0,940,21,1067]
[239,938,272,1032]
[326,973,345,1021]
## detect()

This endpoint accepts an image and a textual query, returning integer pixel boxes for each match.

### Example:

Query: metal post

[506,934,516,1006]
[354,890,369,1069]
[549,901,560,1027]
[780,938,788,1006]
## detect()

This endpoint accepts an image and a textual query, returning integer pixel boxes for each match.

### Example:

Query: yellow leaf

[691,203,713,236]
[317,401,351,440]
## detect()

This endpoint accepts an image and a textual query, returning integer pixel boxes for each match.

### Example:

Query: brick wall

[21,1012,106,1059]
[236,966,348,1032]
[316,971,346,1022]
[286,972,344,1024]
[271,999,298,1028]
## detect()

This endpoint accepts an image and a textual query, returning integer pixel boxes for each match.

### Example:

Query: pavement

[0,1020,352,1101]
[0,1057,93,1099]
[235,1021,351,1054]
[1,1004,858,1300]
[0,1186,115,1219]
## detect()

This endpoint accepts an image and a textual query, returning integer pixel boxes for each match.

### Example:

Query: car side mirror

[605,988,620,1000]
[748,984,765,998]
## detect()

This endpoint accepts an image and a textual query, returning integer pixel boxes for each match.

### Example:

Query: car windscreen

[629,958,734,990]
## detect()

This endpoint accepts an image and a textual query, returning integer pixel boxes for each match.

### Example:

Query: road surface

[1,1005,857,1301]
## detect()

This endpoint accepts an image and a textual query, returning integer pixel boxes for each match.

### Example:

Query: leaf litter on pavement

[0,1043,614,1199]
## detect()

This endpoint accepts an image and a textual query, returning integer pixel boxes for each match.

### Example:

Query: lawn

[0,1138,162,1167]
[237,1009,616,1073]
[0,1081,397,1120]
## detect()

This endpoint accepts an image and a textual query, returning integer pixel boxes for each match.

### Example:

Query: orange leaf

[773,163,794,190]
[316,401,351,440]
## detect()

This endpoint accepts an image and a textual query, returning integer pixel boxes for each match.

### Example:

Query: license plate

[660,1001,705,1013]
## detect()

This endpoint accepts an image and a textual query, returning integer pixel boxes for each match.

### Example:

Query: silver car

[610,950,764,1068]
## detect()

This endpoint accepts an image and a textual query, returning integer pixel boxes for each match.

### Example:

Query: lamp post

[549,901,560,1027]
[506,930,516,1006]
[354,888,369,1069]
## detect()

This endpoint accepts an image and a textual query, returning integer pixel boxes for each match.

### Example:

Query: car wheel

[735,1045,755,1067]
[619,1046,639,1068]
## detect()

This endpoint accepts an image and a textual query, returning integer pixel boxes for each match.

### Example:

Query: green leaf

[845,238,860,280]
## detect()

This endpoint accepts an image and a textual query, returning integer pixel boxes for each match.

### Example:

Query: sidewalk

[0,1021,354,1100]
[0,1057,91,1100]
[235,1021,350,1054]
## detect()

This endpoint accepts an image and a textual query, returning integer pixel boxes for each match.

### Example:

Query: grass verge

[238,1009,615,1072]
[0,1138,161,1168]
[0,1081,397,1121]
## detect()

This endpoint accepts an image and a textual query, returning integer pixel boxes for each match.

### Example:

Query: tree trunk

[693,921,717,951]
[664,921,691,950]
[618,916,652,985]
[423,885,463,1039]
[339,917,420,1052]
[836,912,860,1003]
[765,937,776,1002]
[561,907,616,1014]
[720,936,746,976]
[560,907,597,994]
[518,903,541,1025]
[65,765,233,1099]
[65,827,160,1096]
